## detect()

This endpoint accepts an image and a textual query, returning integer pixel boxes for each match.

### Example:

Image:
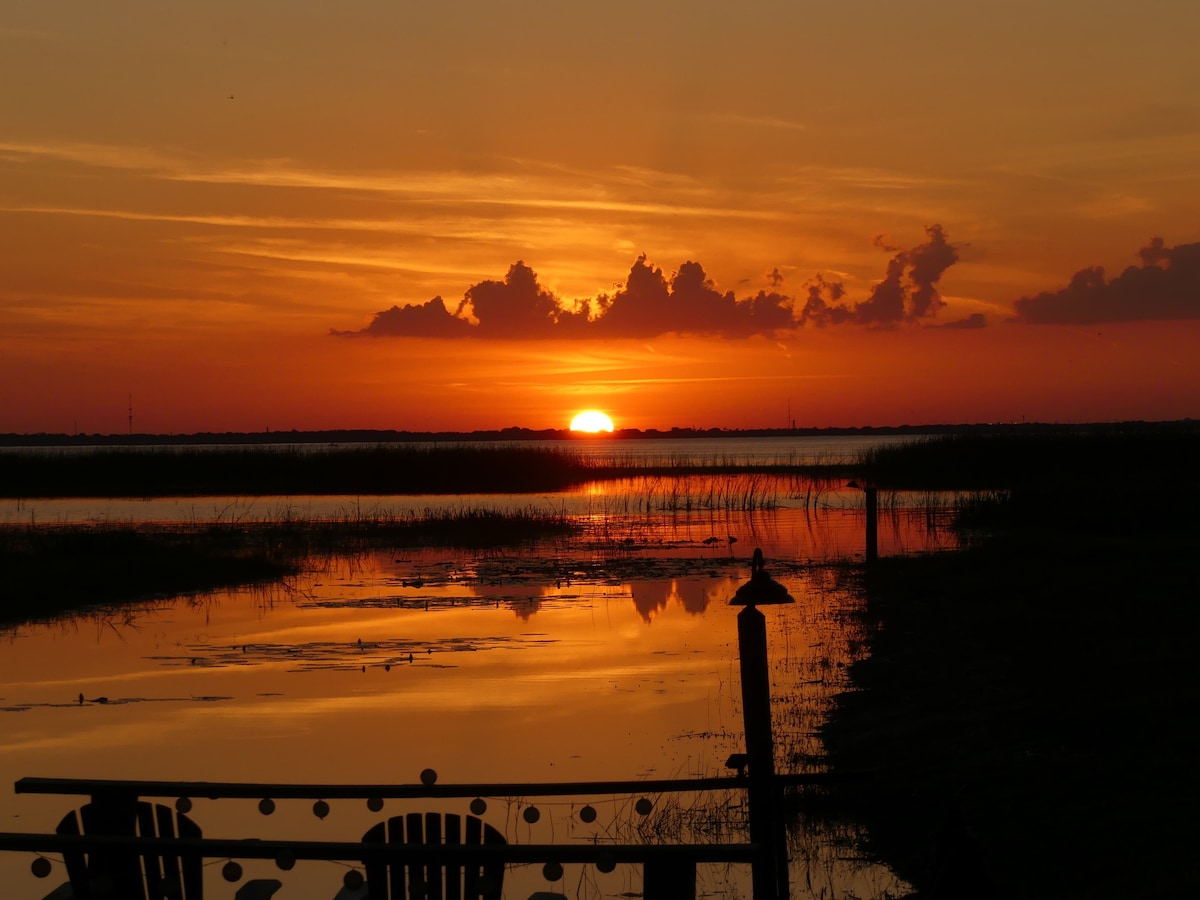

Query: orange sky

[2,2,1199,433]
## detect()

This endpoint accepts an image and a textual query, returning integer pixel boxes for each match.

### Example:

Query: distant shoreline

[1,418,1194,447]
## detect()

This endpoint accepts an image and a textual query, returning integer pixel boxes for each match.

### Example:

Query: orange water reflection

[1,540,917,897]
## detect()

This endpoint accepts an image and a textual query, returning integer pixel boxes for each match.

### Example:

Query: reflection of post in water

[730,548,793,900]
[848,480,879,563]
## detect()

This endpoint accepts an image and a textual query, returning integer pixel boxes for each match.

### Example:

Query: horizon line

[1,418,1195,445]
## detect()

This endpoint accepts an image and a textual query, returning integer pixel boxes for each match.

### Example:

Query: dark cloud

[1014,237,1200,324]
[455,261,563,338]
[872,233,901,253]
[588,255,672,337]
[595,257,795,338]
[334,226,963,340]
[1139,236,1171,267]
[798,224,961,328]
[905,224,960,318]
[798,274,852,327]
[851,224,959,326]
[331,295,471,338]
[335,262,589,339]
[851,253,908,325]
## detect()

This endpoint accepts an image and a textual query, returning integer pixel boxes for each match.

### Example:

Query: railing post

[644,858,697,899]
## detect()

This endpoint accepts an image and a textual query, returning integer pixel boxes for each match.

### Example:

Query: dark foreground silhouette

[820,431,1200,899]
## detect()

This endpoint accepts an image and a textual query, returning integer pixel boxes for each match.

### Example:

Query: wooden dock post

[731,550,793,900]
[864,485,878,563]
[848,481,879,563]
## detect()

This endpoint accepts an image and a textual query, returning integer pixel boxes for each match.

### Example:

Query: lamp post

[730,549,793,900]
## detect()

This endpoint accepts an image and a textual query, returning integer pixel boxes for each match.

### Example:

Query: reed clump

[589,474,784,515]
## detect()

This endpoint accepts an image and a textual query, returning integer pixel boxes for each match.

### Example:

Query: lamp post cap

[730,548,795,606]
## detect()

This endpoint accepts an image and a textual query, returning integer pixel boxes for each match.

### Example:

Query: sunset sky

[2,1,1199,434]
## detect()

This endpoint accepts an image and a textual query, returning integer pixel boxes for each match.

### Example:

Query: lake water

[0,438,939,898]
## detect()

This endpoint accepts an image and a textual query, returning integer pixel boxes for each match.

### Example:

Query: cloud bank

[1014,237,1200,324]
[334,226,963,339]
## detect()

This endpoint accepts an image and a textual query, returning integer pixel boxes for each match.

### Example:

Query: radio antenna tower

[128,392,133,435]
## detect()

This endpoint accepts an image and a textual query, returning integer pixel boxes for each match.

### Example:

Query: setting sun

[569,410,615,433]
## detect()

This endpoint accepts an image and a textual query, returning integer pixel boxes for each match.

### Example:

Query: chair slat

[54,809,89,895]
[177,810,203,899]
[362,821,388,900]
[462,816,481,899]
[144,801,171,900]
[443,815,462,900]
[52,801,200,900]
[423,813,443,900]
[405,813,424,899]
[81,797,147,900]
[363,812,505,900]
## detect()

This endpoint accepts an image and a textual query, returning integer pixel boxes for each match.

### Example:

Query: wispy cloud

[1,139,797,224]
[0,139,180,173]
[0,204,352,231]
[497,372,839,390]
[701,112,807,132]
[0,26,58,42]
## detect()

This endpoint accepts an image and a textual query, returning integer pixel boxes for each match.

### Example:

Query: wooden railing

[0,772,861,899]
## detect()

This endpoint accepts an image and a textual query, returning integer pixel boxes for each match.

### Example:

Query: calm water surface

[1,557,914,899]
[0,442,938,898]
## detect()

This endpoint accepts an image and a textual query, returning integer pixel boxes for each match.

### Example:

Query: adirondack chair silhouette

[50,799,203,900]
[360,812,505,900]
[46,800,282,900]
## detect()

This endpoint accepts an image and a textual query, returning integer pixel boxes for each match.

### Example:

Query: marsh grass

[583,473,786,515]
[2,444,601,498]
[485,785,754,900]
[855,425,1198,490]
[0,507,578,626]
[855,427,1200,541]
[2,442,857,499]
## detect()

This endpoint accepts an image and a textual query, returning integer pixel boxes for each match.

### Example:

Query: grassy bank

[0,443,853,499]
[855,424,1198,491]
[1,444,599,497]
[819,431,1200,898]
[0,508,577,627]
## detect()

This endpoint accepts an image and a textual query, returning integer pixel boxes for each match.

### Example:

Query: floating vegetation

[2,695,234,713]
[146,633,560,673]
